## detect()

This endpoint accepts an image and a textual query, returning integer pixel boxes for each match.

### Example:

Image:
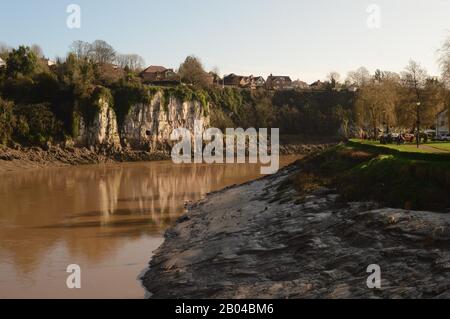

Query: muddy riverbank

[0,143,331,174]
[141,160,450,299]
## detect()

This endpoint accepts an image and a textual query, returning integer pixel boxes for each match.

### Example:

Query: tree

[30,44,44,58]
[178,55,212,87]
[69,40,92,60]
[0,42,11,59]
[5,46,39,77]
[327,71,341,89]
[90,40,116,64]
[439,35,450,88]
[401,60,428,147]
[346,67,371,87]
[116,54,145,71]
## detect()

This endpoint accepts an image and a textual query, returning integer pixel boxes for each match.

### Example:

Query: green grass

[295,141,450,212]
[350,139,450,154]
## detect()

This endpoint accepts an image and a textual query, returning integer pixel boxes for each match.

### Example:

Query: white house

[0,57,5,68]
[436,109,449,137]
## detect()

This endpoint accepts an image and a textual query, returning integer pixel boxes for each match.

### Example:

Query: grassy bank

[293,141,450,212]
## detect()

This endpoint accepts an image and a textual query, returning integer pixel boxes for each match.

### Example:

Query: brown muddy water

[0,156,299,299]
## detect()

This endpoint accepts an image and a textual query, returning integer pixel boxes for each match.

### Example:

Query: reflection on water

[0,156,299,299]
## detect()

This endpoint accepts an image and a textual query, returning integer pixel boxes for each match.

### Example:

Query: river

[0,156,299,299]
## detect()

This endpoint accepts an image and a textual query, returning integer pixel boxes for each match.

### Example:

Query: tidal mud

[142,162,450,299]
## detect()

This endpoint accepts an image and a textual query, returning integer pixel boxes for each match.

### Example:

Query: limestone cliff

[121,91,210,150]
[75,97,121,149]
[74,91,210,150]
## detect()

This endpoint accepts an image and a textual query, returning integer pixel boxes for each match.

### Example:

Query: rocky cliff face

[122,91,210,150]
[76,97,121,149]
[74,91,210,151]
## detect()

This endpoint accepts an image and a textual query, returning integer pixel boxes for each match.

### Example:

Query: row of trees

[69,40,145,71]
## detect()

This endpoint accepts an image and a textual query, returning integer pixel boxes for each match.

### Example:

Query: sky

[0,0,449,83]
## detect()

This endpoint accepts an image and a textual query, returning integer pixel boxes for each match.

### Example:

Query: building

[0,57,5,69]
[140,65,180,85]
[266,74,292,90]
[436,109,449,137]
[291,80,310,90]
[251,76,266,89]
[223,73,252,88]
[310,80,327,90]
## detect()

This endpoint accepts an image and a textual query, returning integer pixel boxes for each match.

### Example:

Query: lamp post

[416,102,421,148]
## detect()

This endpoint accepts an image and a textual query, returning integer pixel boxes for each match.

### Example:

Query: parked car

[437,134,450,141]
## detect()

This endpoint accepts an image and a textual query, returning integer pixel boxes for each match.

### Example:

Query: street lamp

[416,102,421,148]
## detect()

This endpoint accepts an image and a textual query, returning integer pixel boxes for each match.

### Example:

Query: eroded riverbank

[0,143,330,174]
[142,160,450,299]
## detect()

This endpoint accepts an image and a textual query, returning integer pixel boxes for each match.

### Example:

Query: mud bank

[0,143,331,174]
[0,144,169,173]
[142,162,450,299]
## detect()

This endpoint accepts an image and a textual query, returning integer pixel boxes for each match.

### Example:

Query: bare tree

[347,67,371,87]
[401,60,428,147]
[69,40,92,60]
[116,53,145,71]
[90,40,116,64]
[0,42,12,57]
[30,44,44,58]
[327,71,341,88]
[439,35,450,88]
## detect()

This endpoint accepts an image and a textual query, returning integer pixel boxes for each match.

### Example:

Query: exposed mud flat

[0,144,170,173]
[0,143,331,174]
[142,162,450,299]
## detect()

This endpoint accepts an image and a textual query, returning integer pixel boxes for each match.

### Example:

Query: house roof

[267,75,292,82]
[141,65,168,74]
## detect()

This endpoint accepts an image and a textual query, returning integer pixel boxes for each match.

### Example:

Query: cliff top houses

[140,65,180,85]
[138,65,359,92]
[0,57,6,69]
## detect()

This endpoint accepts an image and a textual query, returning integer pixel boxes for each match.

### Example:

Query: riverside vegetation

[0,42,354,153]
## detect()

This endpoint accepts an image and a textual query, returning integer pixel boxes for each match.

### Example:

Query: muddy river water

[0,156,299,299]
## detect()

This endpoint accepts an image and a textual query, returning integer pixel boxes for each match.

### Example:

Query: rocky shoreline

[0,143,331,173]
[141,160,450,299]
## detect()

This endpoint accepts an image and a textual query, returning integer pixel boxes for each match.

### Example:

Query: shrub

[0,98,16,144]
[13,103,64,145]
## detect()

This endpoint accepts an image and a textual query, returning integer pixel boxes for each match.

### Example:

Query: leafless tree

[69,40,92,60]
[346,67,371,87]
[116,54,145,71]
[89,40,116,64]
[30,44,44,58]
[439,35,450,88]
[401,60,428,146]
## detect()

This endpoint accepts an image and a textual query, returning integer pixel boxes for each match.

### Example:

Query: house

[310,80,327,90]
[223,73,251,87]
[98,63,125,82]
[436,109,449,137]
[0,57,5,69]
[140,65,180,85]
[251,76,266,89]
[291,80,309,90]
[266,74,292,90]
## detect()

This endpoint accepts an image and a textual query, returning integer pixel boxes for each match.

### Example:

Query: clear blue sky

[0,0,449,82]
